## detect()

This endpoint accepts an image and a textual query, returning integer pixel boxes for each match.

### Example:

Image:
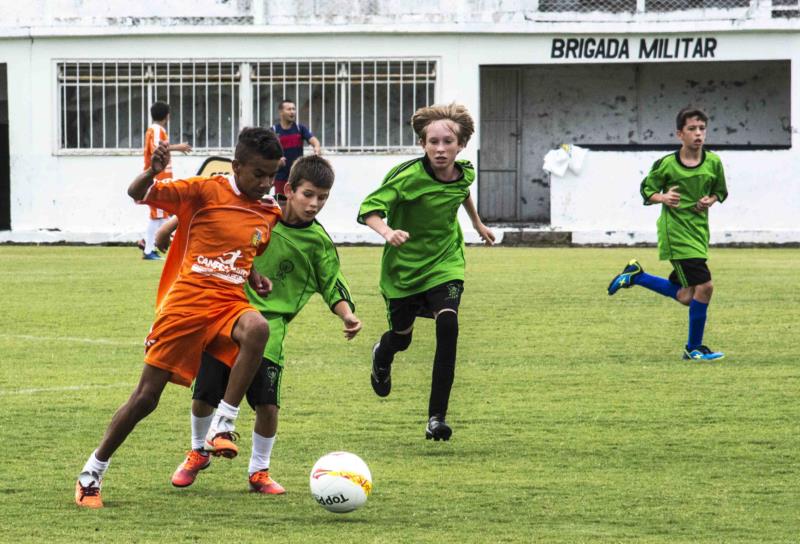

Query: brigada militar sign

[551,37,718,59]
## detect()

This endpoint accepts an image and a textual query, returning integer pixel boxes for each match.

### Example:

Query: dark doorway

[0,64,8,230]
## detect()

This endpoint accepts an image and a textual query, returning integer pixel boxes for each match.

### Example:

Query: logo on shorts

[446,284,460,300]
[265,366,279,391]
[276,260,294,281]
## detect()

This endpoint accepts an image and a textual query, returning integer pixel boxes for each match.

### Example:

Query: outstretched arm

[333,300,362,340]
[364,213,409,247]
[309,136,322,155]
[129,141,170,200]
[169,142,192,154]
[462,194,495,246]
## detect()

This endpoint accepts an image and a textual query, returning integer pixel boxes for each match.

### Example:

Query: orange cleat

[75,471,104,509]
[171,450,211,488]
[204,431,239,459]
[249,470,286,495]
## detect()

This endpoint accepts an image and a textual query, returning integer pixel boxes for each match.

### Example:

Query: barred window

[56,58,436,154]
[252,60,436,151]
[58,61,240,152]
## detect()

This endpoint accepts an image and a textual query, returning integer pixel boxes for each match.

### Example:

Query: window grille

[57,58,436,154]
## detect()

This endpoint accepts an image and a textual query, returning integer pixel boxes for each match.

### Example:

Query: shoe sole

[210,448,238,459]
[425,428,452,442]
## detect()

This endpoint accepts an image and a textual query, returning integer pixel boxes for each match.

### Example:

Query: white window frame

[54,57,438,156]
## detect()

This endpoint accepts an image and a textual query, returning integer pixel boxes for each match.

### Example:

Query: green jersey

[640,150,728,260]
[244,220,354,365]
[358,156,475,299]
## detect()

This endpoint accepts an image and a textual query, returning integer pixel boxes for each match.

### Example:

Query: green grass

[0,246,798,543]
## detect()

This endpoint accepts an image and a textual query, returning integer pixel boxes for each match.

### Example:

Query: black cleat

[370,342,392,397]
[425,415,452,441]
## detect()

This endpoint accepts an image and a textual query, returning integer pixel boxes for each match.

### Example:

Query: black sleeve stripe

[384,157,422,183]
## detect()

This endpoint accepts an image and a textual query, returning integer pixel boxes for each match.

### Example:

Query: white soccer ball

[309,451,373,513]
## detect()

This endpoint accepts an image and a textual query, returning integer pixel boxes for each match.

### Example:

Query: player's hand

[175,142,192,154]
[694,195,717,213]
[383,229,410,247]
[150,141,170,175]
[475,222,496,246]
[661,186,681,208]
[155,229,171,253]
[249,270,272,297]
[342,314,362,340]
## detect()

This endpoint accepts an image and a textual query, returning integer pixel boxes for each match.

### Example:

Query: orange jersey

[143,124,172,220]
[146,175,282,310]
[142,175,282,386]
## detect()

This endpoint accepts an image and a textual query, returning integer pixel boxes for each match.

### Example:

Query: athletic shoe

[171,449,211,488]
[142,251,162,261]
[425,415,452,442]
[683,345,725,361]
[136,239,146,251]
[607,259,644,295]
[204,431,239,459]
[75,471,103,509]
[249,470,286,495]
[370,341,392,397]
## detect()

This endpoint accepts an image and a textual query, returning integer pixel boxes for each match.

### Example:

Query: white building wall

[0,29,798,244]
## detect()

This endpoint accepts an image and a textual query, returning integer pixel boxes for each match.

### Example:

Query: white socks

[249,432,276,475]
[191,413,214,450]
[81,450,110,480]
[205,400,240,444]
[144,217,165,254]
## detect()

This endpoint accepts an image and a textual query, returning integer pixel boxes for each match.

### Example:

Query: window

[57,58,436,153]
[252,60,436,151]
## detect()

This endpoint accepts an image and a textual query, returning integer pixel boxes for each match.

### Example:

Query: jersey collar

[674,149,706,170]
[422,155,465,184]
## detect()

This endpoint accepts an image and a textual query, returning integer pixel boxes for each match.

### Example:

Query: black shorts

[669,259,712,288]
[192,352,283,409]
[386,280,464,331]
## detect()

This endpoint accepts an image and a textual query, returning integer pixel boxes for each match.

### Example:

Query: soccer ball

[309,451,373,513]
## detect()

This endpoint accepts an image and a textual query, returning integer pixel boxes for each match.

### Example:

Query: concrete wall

[0,30,798,244]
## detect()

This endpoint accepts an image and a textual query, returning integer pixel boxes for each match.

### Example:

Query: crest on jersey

[251,228,265,247]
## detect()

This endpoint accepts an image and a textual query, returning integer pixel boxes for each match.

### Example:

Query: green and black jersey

[244,220,354,365]
[358,156,475,299]
[640,150,728,261]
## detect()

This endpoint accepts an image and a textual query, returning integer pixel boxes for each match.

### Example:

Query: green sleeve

[315,239,355,313]
[640,158,667,205]
[357,178,403,225]
[711,158,728,203]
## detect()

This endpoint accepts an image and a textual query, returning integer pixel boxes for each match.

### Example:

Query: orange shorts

[144,301,257,387]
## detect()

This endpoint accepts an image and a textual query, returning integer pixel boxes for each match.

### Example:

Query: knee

[435,310,459,337]
[237,312,269,348]
[390,329,413,351]
[256,404,278,419]
[693,281,714,302]
[131,386,161,416]
[676,288,693,306]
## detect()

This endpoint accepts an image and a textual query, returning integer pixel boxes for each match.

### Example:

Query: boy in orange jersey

[141,101,192,260]
[75,127,283,509]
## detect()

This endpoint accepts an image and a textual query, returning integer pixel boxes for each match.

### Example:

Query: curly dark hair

[234,127,283,164]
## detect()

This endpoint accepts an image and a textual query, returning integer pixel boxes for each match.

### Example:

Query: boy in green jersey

[358,103,495,441]
[170,155,362,493]
[608,107,728,361]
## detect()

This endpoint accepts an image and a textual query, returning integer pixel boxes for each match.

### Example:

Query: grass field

[1,246,798,543]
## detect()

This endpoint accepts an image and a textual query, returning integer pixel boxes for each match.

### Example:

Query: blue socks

[687,299,708,350]
[633,272,680,299]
